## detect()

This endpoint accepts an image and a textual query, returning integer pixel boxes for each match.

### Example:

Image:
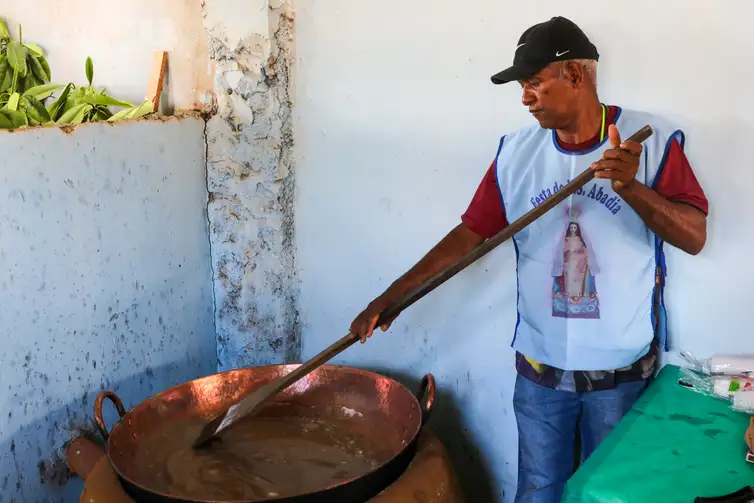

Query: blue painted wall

[0,116,216,501]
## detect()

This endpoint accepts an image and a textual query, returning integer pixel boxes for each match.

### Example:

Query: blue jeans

[513,374,649,503]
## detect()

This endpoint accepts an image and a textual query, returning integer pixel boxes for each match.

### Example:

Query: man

[350,16,708,503]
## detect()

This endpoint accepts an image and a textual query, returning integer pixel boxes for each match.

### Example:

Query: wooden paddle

[193,124,655,449]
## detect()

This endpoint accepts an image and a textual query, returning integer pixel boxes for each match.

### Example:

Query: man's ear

[562,61,583,87]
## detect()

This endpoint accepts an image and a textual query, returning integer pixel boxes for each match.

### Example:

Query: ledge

[0,109,206,136]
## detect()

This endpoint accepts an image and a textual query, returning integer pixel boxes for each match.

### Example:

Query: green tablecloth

[563,364,754,503]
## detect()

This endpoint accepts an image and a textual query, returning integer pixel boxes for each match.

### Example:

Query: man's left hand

[591,124,643,192]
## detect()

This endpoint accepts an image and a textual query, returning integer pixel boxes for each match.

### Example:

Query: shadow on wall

[364,365,499,503]
[0,357,211,503]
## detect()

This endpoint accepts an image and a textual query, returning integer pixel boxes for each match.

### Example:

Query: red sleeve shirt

[461,107,709,239]
[461,161,509,239]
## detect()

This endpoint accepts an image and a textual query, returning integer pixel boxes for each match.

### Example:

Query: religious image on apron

[551,205,600,319]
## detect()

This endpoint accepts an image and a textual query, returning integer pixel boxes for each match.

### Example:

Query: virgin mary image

[551,219,600,319]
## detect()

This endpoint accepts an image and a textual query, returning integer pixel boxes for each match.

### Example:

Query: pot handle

[94,391,126,441]
[416,374,435,426]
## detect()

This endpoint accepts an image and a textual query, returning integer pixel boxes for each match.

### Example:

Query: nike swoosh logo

[516,43,526,51]
[556,50,570,57]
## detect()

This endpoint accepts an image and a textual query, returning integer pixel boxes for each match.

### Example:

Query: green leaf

[74,104,93,124]
[107,107,134,122]
[95,106,113,121]
[57,103,90,124]
[7,41,27,76]
[23,43,43,57]
[0,64,11,90]
[21,72,34,93]
[136,99,154,115]
[81,93,134,108]
[38,56,51,82]
[1,108,28,128]
[48,83,73,121]
[107,100,153,122]
[0,112,12,129]
[7,92,19,111]
[29,55,49,82]
[85,57,93,86]
[20,95,50,124]
[0,55,8,90]
[23,83,64,100]
[0,19,9,40]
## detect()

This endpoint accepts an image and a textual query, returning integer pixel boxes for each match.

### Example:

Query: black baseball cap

[491,16,599,85]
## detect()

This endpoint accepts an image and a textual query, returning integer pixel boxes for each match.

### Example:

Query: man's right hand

[349,297,398,343]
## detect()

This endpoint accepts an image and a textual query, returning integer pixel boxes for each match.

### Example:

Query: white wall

[2,1,213,111]
[294,1,752,500]
[189,0,303,371]
[203,1,300,370]
[0,117,216,501]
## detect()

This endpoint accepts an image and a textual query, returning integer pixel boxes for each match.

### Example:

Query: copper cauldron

[94,364,435,503]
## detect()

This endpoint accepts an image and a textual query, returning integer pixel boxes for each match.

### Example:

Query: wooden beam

[146,51,168,113]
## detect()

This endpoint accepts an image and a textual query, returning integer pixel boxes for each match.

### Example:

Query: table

[563,364,754,503]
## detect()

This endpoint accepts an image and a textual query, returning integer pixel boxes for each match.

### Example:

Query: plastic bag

[680,351,754,376]
[732,389,754,414]
[678,365,754,413]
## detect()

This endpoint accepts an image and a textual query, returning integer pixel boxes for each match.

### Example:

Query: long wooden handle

[377,124,654,324]
[302,125,653,371]
[201,124,656,445]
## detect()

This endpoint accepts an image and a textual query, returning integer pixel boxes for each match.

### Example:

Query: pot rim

[99,363,434,503]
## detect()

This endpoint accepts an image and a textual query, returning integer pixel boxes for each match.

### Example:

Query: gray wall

[0,117,216,501]
[204,1,300,371]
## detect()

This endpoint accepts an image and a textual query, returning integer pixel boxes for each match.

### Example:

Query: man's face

[518,64,579,130]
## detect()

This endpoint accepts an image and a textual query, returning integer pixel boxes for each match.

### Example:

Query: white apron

[494,108,682,370]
